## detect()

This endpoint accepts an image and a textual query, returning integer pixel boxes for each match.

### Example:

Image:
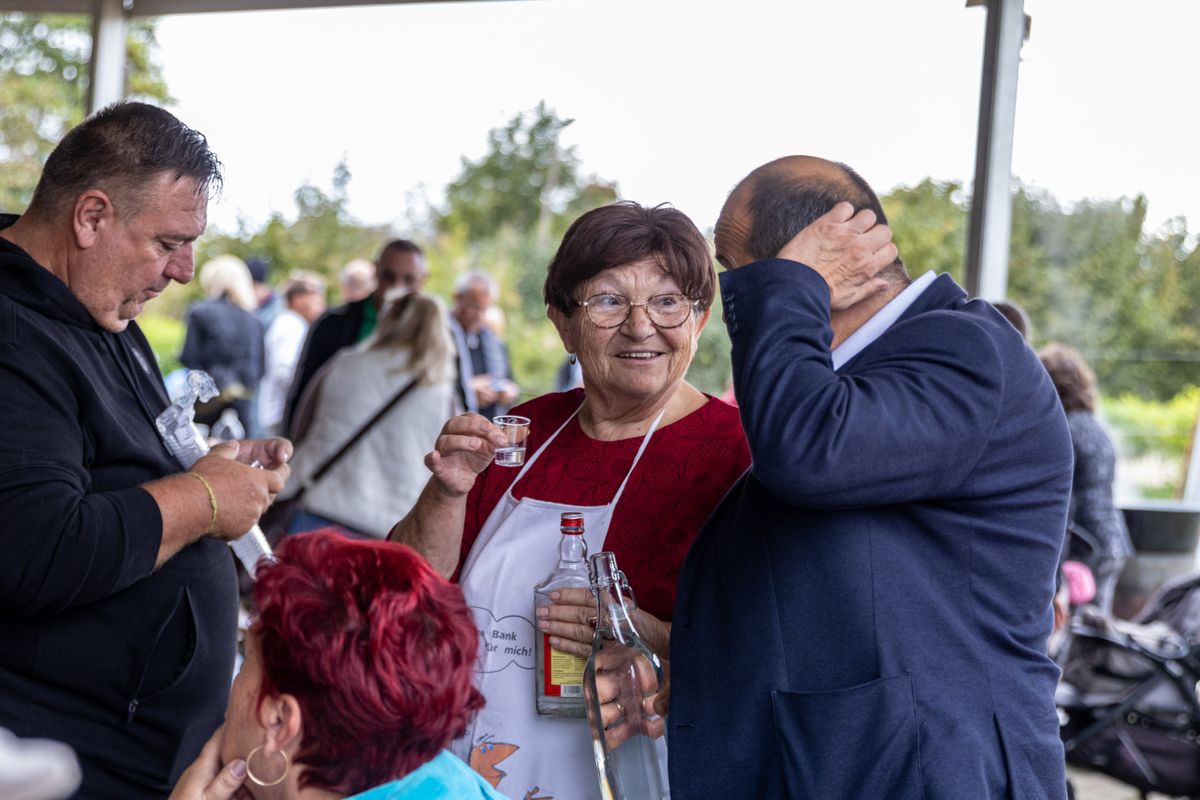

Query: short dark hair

[378,239,424,260]
[1039,343,1097,413]
[543,202,715,315]
[993,300,1031,341]
[27,101,222,220]
[285,279,320,304]
[745,161,905,281]
[246,257,270,284]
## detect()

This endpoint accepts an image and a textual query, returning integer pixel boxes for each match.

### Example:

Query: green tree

[195,160,391,311]
[0,12,170,213]
[433,103,619,396]
[441,101,618,249]
[142,161,394,370]
[1003,185,1054,336]
[1015,189,1200,399]
[879,178,1199,401]
[881,178,968,283]
[686,292,733,397]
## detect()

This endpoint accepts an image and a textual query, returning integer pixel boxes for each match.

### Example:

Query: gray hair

[453,270,498,298]
[339,258,375,285]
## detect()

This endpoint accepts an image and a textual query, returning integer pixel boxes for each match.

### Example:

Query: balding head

[715,156,905,282]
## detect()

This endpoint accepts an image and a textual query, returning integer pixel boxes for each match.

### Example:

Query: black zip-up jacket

[281,295,369,435]
[0,216,236,799]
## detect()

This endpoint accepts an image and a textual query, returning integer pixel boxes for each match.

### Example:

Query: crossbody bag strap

[303,376,421,491]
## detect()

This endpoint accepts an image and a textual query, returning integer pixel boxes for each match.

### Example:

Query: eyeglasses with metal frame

[576,292,699,329]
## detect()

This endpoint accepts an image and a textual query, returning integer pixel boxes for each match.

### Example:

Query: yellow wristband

[186,471,218,533]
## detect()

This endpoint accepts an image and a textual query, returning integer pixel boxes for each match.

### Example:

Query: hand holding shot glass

[493,415,530,467]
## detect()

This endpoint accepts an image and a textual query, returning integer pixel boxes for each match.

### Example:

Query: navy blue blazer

[669,261,1073,799]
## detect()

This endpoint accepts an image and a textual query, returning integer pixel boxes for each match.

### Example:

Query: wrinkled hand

[587,646,667,749]
[191,441,289,539]
[494,383,518,407]
[538,587,598,658]
[470,375,499,406]
[424,413,509,497]
[168,727,250,800]
[496,379,520,406]
[776,201,898,310]
[539,588,671,660]
[232,437,292,470]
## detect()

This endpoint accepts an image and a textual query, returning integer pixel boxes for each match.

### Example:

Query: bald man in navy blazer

[667,157,1073,799]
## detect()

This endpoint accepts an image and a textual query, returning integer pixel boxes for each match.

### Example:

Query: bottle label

[542,633,585,696]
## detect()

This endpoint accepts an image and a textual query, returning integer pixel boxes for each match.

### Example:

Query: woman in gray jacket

[1040,342,1134,614]
[281,292,455,537]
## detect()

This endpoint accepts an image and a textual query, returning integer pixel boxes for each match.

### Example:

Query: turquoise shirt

[346,751,505,800]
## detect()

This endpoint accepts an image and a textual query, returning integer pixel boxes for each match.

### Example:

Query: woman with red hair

[169,531,503,800]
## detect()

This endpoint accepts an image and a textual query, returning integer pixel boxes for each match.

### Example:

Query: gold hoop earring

[246,745,290,787]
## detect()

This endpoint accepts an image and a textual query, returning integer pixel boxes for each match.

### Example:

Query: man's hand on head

[776,202,898,310]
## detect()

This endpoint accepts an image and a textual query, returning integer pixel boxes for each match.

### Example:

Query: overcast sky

[154,0,1200,242]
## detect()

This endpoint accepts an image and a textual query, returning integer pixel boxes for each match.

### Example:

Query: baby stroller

[1056,571,1200,798]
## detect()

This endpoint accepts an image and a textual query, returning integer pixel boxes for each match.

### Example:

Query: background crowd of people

[0,101,1151,800]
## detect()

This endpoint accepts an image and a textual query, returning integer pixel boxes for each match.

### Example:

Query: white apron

[453,404,664,800]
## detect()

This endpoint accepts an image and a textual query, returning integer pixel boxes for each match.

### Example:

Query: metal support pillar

[1184,409,1200,502]
[86,0,127,114]
[964,0,1026,301]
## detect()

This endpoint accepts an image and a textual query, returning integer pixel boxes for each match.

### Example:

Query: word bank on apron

[453,404,666,800]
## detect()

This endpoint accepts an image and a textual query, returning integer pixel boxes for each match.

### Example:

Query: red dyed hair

[252,531,484,794]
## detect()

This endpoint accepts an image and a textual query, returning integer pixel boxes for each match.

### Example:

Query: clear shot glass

[492,415,530,467]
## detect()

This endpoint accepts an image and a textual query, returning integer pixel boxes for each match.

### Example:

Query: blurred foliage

[441,100,618,250]
[193,104,624,398]
[687,292,733,397]
[882,179,967,285]
[1102,386,1198,499]
[884,178,1200,401]
[137,312,186,376]
[432,103,619,397]
[0,12,169,213]
[1,10,1195,428]
[1101,386,1200,461]
[432,103,732,396]
[195,159,391,312]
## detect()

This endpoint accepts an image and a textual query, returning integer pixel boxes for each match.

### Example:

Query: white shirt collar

[831,271,937,371]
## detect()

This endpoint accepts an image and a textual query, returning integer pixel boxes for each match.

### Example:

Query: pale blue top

[345,751,505,800]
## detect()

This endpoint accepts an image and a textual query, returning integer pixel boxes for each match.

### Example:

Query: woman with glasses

[389,202,750,800]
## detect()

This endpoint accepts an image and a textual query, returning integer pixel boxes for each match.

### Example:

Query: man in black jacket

[281,239,428,435]
[0,102,292,798]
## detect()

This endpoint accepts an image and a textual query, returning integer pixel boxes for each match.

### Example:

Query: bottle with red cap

[534,511,590,717]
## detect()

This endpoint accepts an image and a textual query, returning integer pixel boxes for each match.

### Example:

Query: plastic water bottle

[154,374,272,579]
[584,551,668,799]
[210,408,245,442]
[534,512,590,717]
